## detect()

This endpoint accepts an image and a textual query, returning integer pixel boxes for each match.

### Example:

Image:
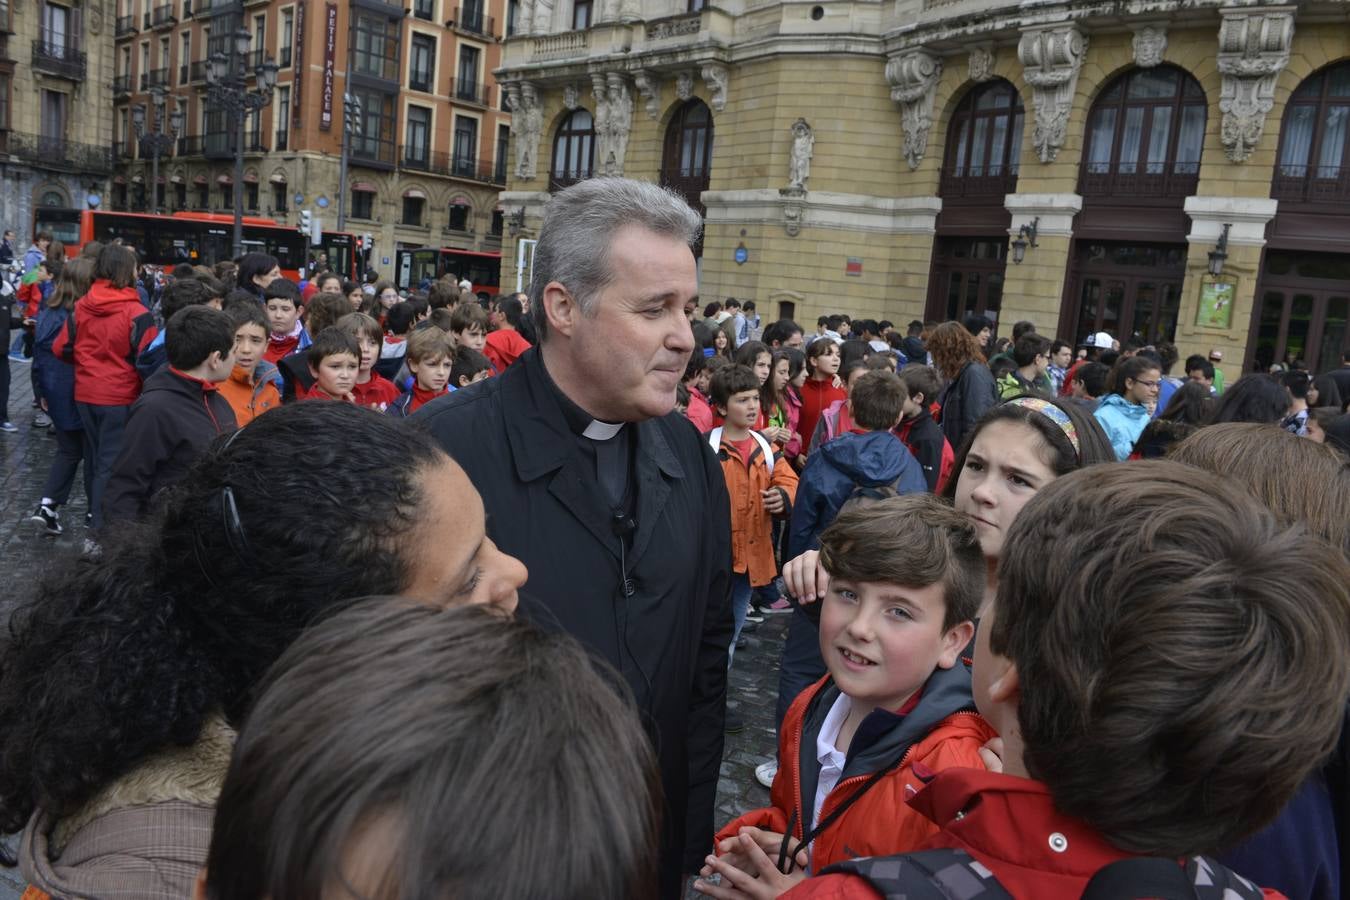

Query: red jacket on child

[716,664,993,872]
[786,768,1287,899]
[51,280,158,406]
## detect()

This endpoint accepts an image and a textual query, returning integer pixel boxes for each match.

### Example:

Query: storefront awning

[403,188,426,199]
[351,181,376,193]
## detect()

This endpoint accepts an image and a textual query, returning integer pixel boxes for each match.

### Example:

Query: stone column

[999,193,1083,331]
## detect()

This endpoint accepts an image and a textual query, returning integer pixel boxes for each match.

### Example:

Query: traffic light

[299,209,312,234]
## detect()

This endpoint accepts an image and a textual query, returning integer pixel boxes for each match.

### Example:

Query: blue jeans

[776,607,827,732]
[729,572,753,668]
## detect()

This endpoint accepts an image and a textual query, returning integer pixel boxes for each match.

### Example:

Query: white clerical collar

[582,419,624,441]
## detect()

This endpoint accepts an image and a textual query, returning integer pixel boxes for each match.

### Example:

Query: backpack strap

[1083,856,1266,900]
[708,427,775,475]
[821,849,1013,899]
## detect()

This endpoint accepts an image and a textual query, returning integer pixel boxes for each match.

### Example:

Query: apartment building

[111,0,512,264]
[0,0,117,245]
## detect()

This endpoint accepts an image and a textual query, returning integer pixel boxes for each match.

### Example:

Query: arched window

[940,79,1023,198]
[660,99,714,256]
[1272,62,1350,205]
[1079,66,1206,198]
[550,109,594,191]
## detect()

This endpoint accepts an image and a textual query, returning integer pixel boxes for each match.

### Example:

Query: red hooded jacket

[51,280,158,406]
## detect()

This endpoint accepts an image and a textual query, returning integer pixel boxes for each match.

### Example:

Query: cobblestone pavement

[0,358,787,898]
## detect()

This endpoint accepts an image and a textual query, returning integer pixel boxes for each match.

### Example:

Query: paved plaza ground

[0,357,785,897]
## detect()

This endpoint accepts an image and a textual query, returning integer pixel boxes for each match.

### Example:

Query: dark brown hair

[848,369,905,431]
[93,243,138,289]
[47,256,95,311]
[992,460,1350,855]
[1169,422,1350,554]
[205,599,661,900]
[709,363,760,409]
[819,494,984,630]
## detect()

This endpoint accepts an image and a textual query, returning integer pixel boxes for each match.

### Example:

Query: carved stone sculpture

[886,49,943,170]
[779,187,806,237]
[1131,24,1168,69]
[591,73,612,172]
[968,45,995,82]
[1216,7,1294,163]
[633,70,661,119]
[787,118,813,190]
[1018,24,1087,163]
[676,71,695,102]
[701,64,729,111]
[562,83,580,110]
[512,82,543,180]
[604,73,633,176]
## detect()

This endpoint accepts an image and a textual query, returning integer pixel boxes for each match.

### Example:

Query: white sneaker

[754,761,777,788]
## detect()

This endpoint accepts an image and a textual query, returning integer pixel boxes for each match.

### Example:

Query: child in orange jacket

[708,364,799,667]
[698,494,993,897]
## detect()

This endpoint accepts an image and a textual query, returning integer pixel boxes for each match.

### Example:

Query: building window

[276,85,290,149]
[197,183,210,208]
[113,182,128,210]
[179,32,190,83]
[688,0,704,10]
[350,87,396,162]
[405,105,431,166]
[174,182,187,210]
[244,182,259,211]
[410,34,435,93]
[273,182,287,212]
[352,190,374,219]
[506,0,517,36]
[353,12,398,82]
[941,79,1023,198]
[402,194,425,226]
[460,0,484,32]
[1273,62,1350,205]
[414,0,433,20]
[495,123,510,181]
[221,183,234,209]
[572,0,590,30]
[280,8,293,67]
[40,90,67,145]
[550,109,594,191]
[490,208,503,235]
[1079,66,1206,198]
[448,203,469,231]
[40,2,72,52]
[456,45,479,98]
[0,74,9,132]
[453,115,478,176]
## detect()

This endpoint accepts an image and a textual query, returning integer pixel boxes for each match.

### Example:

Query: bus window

[467,260,500,290]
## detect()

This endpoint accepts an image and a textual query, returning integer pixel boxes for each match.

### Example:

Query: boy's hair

[683,351,707,383]
[262,278,301,304]
[303,293,351,336]
[709,364,760,408]
[160,277,213,323]
[849,370,906,431]
[225,301,268,335]
[306,327,360,369]
[225,287,260,309]
[864,351,898,371]
[898,364,941,403]
[1011,332,1051,368]
[450,345,492,385]
[1072,361,1109,398]
[819,494,984,630]
[384,301,418,337]
[38,258,63,278]
[204,600,660,900]
[406,327,455,365]
[993,460,1350,856]
[336,312,383,348]
[428,307,456,332]
[427,280,459,310]
[705,354,732,375]
[165,306,234,370]
[1187,359,1216,380]
[1280,369,1311,400]
[450,302,489,334]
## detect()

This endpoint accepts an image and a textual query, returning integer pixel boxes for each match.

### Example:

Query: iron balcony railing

[452,5,492,36]
[177,135,203,155]
[350,136,397,167]
[274,129,288,151]
[449,78,490,106]
[7,132,113,173]
[32,38,86,81]
[140,68,169,91]
[1271,165,1350,205]
[398,147,506,184]
[113,73,132,95]
[151,5,178,28]
[115,14,137,36]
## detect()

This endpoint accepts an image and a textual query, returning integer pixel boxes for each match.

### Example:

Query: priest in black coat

[416,177,732,898]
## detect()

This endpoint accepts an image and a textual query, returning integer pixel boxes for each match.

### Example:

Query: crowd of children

[3,234,1350,900]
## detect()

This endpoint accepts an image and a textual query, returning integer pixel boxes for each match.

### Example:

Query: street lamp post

[132,85,183,215]
[206,26,278,258]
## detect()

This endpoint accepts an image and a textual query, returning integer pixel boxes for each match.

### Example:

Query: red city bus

[73,210,359,281]
[395,247,501,296]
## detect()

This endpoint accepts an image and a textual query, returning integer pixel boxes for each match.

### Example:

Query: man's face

[558,225,697,421]
[1051,346,1072,368]
[1188,369,1212,388]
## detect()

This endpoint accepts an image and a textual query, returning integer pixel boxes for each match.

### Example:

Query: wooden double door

[1063,241,1186,345]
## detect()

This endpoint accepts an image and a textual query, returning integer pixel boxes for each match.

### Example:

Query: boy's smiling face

[818,578,971,713]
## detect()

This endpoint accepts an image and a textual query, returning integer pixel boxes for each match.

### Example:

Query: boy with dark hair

[136,277,218,378]
[1281,369,1312,436]
[300,328,361,402]
[376,300,418,380]
[1068,360,1109,411]
[103,306,237,523]
[449,344,493,389]
[450,302,488,351]
[217,303,280,425]
[997,332,1051,399]
[1046,339,1072,395]
[1187,356,1216,393]
[708,364,799,666]
[775,460,1350,898]
[701,495,993,894]
[262,281,311,366]
[895,365,953,493]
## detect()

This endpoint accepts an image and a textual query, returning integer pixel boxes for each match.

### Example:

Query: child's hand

[978,736,1005,773]
[781,550,829,605]
[694,832,808,899]
[761,489,785,515]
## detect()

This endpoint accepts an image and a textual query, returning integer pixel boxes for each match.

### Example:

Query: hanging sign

[292,1,306,127]
[320,3,337,131]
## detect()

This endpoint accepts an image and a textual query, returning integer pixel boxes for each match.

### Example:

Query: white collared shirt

[812,692,853,835]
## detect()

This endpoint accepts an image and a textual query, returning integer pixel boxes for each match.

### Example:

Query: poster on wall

[1196,277,1236,329]
[320,2,337,131]
[292,0,305,127]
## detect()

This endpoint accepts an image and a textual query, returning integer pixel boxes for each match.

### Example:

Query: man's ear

[542,281,578,339]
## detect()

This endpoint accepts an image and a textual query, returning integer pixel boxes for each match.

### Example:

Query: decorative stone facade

[498,0,1350,376]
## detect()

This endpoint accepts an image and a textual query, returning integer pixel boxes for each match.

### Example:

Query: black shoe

[744,608,765,624]
[29,504,62,535]
[735,635,749,651]
[724,709,744,734]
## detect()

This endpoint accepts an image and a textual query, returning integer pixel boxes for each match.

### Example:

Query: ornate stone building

[497,0,1350,376]
[0,0,117,245]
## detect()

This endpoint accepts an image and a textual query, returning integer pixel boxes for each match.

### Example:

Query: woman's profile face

[400,458,527,612]
[953,419,1060,561]
[1307,382,1320,407]
[348,288,365,309]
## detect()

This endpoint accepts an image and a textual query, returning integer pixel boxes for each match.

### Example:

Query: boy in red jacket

[707,461,1349,900]
[698,493,991,897]
[50,244,158,537]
